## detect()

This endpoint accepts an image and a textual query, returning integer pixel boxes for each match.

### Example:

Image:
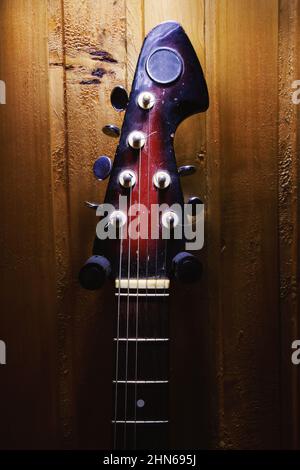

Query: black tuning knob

[93,155,112,180]
[172,252,202,283]
[102,124,120,138]
[79,255,111,290]
[110,86,129,111]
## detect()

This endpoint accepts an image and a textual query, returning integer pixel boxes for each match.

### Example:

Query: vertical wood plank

[48,0,74,447]
[0,0,57,448]
[62,0,127,448]
[204,0,224,448]
[125,0,144,87]
[142,0,209,448]
[0,0,299,451]
[278,0,300,449]
[144,0,206,200]
[206,0,280,449]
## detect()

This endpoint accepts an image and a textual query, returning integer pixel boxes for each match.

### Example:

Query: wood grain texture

[142,0,209,449]
[278,0,300,449]
[205,0,280,449]
[48,0,74,447]
[0,0,299,450]
[0,0,57,448]
[61,0,127,448]
[144,0,206,203]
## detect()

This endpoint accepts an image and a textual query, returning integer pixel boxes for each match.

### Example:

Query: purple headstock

[79,21,208,289]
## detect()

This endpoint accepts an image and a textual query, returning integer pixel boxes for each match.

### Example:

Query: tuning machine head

[79,255,111,290]
[119,170,136,188]
[127,130,146,149]
[172,252,202,283]
[153,170,171,189]
[137,91,155,110]
[187,196,203,217]
[161,210,179,230]
[93,155,112,180]
[102,124,120,138]
[110,86,129,111]
[84,201,100,210]
[178,165,196,177]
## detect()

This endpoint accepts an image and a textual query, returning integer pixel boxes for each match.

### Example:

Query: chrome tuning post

[161,210,179,230]
[109,210,127,228]
[119,170,136,188]
[137,91,155,110]
[153,170,171,189]
[127,130,146,149]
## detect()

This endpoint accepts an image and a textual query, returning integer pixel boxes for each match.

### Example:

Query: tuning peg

[188,196,203,205]
[93,155,112,180]
[172,252,202,283]
[187,196,203,217]
[79,255,111,290]
[102,124,120,138]
[110,86,128,111]
[178,165,196,177]
[84,201,100,210]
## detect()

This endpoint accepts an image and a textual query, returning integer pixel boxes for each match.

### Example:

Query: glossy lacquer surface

[93,21,208,279]
[82,21,209,450]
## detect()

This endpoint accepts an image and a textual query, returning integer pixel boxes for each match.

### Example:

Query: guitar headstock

[79,21,208,290]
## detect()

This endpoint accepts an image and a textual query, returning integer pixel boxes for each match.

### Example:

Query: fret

[115,293,169,297]
[79,19,208,451]
[113,421,169,424]
[113,380,169,384]
[112,295,170,449]
[113,338,170,342]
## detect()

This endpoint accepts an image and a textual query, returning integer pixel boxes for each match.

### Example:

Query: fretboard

[112,281,170,449]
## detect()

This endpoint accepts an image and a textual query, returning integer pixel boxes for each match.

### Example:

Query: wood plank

[143,0,208,449]
[144,0,206,202]
[125,0,144,87]
[47,0,74,447]
[205,0,280,449]
[0,0,57,448]
[204,0,224,449]
[62,0,127,448]
[278,0,300,449]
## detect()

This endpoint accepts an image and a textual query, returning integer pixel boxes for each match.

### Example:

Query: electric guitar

[79,21,209,450]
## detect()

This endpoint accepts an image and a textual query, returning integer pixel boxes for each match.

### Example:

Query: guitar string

[124,188,132,449]
[162,237,168,433]
[154,121,159,439]
[133,144,142,449]
[113,222,124,449]
[133,110,151,448]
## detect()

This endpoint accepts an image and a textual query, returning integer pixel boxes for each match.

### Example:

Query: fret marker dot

[137,399,145,408]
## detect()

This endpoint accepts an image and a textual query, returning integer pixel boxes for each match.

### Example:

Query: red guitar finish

[79,21,209,449]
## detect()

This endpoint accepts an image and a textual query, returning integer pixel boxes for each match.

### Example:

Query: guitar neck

[112,281,170,449]
[78,21,208,451]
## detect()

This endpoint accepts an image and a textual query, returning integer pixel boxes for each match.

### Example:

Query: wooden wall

[0,0,299,449]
